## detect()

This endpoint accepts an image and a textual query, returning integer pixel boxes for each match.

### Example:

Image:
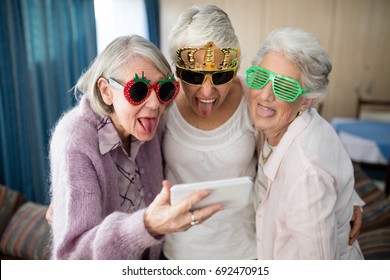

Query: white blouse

[255,108,364,259]
[162,97,257,259]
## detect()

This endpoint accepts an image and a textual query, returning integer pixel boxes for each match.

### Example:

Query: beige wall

[160,0,390,121]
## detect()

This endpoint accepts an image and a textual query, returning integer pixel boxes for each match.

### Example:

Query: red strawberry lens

[108,77,179,106]
[124,80,180,106]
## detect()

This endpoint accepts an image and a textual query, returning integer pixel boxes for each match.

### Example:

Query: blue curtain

[144,0,160,48]
[0,0,97,204]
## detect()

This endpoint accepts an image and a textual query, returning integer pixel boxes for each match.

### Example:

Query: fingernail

[202,190,210,196]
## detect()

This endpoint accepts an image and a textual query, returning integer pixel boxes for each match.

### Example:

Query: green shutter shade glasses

[246,65,310,102]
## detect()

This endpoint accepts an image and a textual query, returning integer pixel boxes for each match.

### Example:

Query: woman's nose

[259,81,275,101]
[200,76,214,96]
[145,88,160,109]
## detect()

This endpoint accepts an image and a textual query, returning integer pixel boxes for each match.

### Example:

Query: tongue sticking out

[257,104,276,118]
[138,118,157,133]
[197,99,215,117]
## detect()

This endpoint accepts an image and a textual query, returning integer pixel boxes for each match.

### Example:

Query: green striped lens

[246,65,309,102]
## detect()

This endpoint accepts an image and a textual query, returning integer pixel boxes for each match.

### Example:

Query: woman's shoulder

[50,98,100,150]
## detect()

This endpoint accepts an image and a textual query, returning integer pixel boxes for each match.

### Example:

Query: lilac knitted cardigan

[49,97,164,259]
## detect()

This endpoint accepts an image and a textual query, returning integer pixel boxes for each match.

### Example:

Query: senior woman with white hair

[246,27,364,259]
[48,35,222,259]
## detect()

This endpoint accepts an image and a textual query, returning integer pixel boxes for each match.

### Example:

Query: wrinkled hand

[349,205,362,245]
[46,203,53,225]
[144,180,223,236]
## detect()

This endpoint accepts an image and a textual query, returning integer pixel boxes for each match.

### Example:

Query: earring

[297,110,303,117]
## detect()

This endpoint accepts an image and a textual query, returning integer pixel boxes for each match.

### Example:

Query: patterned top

[97,116,145,213]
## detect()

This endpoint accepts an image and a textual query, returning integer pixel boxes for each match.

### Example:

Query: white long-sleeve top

[255,108,364,259]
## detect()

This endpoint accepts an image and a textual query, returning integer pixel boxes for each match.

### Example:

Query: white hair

[252,27,332,100]
[168,5,241,68]
[75,35,173,116]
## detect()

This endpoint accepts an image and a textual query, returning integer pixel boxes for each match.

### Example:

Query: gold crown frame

[176,41,240,71]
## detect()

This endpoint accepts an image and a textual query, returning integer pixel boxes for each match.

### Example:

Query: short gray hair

[251,27,332,100]
[168,5,241,67]
[75,35,173,116]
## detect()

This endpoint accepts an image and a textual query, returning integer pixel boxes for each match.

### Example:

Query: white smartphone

[170,176,253,210]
